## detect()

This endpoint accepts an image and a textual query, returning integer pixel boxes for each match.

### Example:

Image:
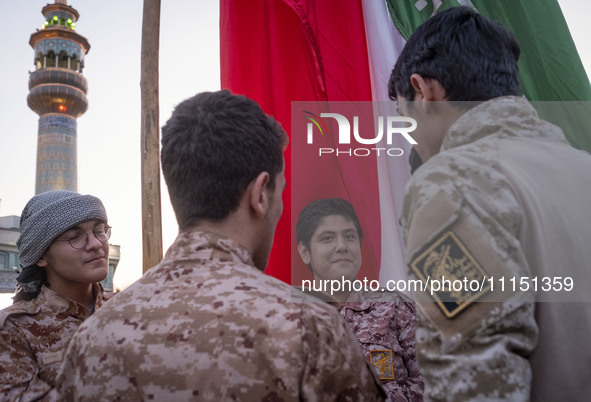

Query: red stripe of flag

[220,0,382,285]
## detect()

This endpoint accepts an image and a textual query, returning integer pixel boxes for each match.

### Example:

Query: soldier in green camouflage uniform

[389,6,591,401]
[55,91,386,401]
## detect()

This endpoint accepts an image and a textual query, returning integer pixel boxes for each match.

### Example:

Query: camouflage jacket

[55,230,386,401]
[0,283,107,401]
[402,96,591,401]
[338,290,424,402]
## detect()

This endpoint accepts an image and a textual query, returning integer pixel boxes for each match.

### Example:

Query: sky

[0,0,220,307]
[0,0,590,308]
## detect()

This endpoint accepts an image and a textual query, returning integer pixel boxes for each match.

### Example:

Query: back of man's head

[161,90,288,229]
[389,6,521,102]
[296,198,363,250]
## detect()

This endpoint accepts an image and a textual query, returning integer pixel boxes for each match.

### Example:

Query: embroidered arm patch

[369,350,394,380]
[410,230,491,319]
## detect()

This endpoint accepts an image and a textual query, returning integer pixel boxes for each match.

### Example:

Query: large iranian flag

[220,0,590,286]
[387,0,591,150]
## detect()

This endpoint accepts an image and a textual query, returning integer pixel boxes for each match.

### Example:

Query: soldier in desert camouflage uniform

[389,6,591,401]
[55,90,386,401]
[296,198,423,401]
[0,190,110,400]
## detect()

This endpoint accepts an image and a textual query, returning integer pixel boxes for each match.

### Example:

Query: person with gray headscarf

[0,190,111,401]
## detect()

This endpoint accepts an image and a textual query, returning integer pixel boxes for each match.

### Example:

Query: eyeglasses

[56,223,112,249]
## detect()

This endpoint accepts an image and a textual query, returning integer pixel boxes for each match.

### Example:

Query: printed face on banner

[290,100,417,285]
[299,215,362,282]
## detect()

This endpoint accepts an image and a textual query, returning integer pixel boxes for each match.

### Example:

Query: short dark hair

[161,90,288,229]
[296,198,363,250]
[389,6,521,102]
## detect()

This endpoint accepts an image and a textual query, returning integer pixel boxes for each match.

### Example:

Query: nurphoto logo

[303,110,417,157]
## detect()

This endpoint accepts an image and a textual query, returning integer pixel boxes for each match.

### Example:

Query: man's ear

[410,74,446,104]
[297,241,311,265]
[248,171,271,217]
[36,255,48,268]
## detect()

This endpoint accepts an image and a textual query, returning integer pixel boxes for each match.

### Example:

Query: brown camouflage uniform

[55,230,386,401]
[338,290,424,402]
[402,96,591,401]
[0,283,107,401]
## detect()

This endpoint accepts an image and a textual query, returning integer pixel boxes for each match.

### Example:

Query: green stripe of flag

[386,0,591,152]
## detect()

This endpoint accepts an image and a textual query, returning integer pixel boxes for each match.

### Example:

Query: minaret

[27,0,90,194]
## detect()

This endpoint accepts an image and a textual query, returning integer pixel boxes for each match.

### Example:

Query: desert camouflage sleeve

[392,296,424,401]
[300,305,387,401]
[402,167,538,401]
[0,320,52,401]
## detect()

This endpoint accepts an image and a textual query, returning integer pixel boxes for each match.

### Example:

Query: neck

[420,102,467,162]
[312,277,351,303]
[49,281,95,306]
[184,211,262,268]
[332,289,351,303]
[187,219,234,239]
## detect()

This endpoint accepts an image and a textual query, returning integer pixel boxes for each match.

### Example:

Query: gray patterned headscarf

[14,190,107,302]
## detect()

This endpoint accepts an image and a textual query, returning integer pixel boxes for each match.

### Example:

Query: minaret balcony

[30,26,90,54]
[29,68,88,93]
[27,81,88,118]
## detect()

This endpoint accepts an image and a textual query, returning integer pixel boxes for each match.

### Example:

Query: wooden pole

[140,0,163,273]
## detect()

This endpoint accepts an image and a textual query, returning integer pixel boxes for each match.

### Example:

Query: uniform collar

[340,290,373,312]
[24,284,105,318]
[164,229,256,268]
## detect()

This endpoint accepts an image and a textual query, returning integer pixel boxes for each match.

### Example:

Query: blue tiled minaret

[27,0,90,194]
